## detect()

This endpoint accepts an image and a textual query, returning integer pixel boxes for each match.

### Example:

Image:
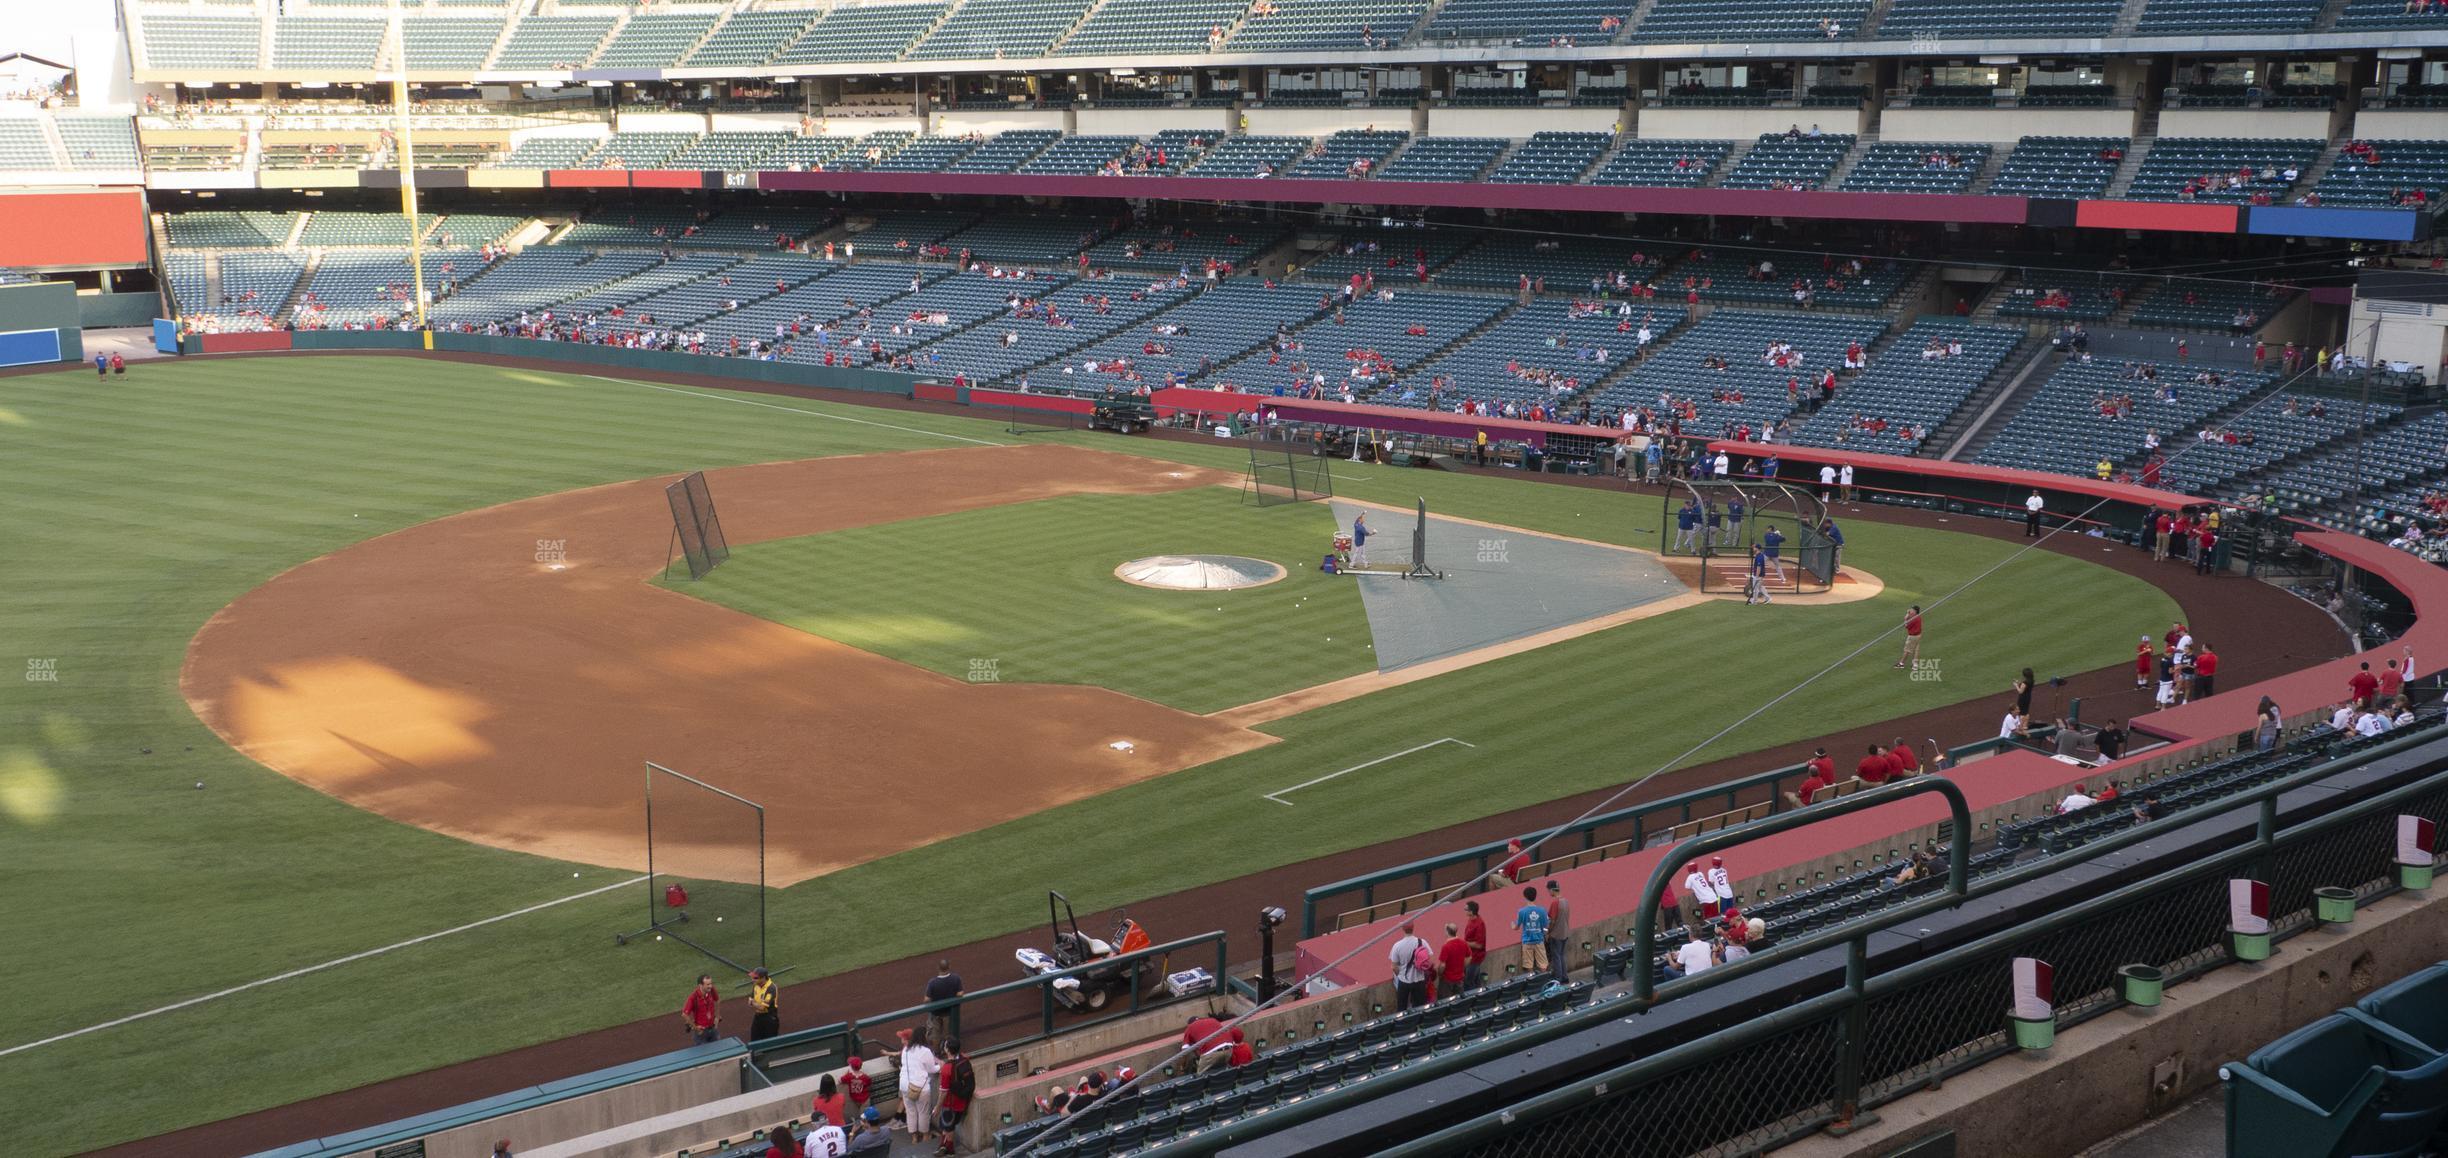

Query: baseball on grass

[194,781,204,790]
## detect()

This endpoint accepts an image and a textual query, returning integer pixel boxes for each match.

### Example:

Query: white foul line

[0,874,647,1059]
[1263,738,1475,806]
[583,375,1006,447]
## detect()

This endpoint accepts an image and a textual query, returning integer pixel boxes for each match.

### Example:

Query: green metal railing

[744,930,1230,1084]
[1298,733,2039,936]
[1375,721,2448,1157]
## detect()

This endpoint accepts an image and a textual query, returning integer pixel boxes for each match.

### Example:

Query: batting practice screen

[626,761,767,974]
[665,470,730,580]
[1244,447,1335,507]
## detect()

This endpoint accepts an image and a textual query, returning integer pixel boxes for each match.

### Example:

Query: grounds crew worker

[749,967,781,1042]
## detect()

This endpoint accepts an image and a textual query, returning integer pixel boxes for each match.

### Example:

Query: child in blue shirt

[1512,886,1551,975]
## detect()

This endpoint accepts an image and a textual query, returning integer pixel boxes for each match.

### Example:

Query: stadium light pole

[386,0,428,331]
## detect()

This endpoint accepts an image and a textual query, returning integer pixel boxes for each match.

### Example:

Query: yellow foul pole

[389,1,427,330]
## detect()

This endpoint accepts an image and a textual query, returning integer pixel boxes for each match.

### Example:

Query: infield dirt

[181,443,1262,883]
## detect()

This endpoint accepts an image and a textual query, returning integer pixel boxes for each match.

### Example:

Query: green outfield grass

[664,488,1372,712]
[0,356,2179,1155]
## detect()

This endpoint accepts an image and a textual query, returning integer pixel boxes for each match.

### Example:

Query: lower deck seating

[1972,356,2273,478]
[1396,299,1690,412]
[1036,281,1325,391]
[995,975,1595,1158]
[1585,310,1889,438]
[1198,288,1508,395]
[918,276,1198,385]
[1785,319,2023,450]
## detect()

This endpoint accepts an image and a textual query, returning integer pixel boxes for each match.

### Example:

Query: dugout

[0,281,85,367]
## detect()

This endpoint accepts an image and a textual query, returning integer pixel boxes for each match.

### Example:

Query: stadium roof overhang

[126,28,2448,87]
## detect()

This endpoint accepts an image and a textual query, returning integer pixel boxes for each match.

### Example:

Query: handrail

[743,929,1229,1077]
[1371,722,2448,1157]
[1629,776,1972,1004]
[1300,733,2030,936]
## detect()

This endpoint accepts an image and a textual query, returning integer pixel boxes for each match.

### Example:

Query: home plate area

[1324,500,1688,672]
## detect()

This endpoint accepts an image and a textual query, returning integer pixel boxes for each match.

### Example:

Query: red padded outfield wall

[0,189,149,268]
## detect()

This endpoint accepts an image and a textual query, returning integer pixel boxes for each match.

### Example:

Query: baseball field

[0,354,2182,1155]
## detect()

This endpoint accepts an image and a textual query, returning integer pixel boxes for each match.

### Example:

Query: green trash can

[2011,1014,2056,1050]
[2315,887,2357,925]
[2403,863,2435,891]
[2232,929,2273,961]
[2118,964,2164,1008]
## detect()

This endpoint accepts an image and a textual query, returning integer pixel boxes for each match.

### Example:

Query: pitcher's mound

[1116,555,1288,591]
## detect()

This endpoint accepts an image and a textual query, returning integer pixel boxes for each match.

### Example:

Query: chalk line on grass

[0,874,646,1058]
[1262,738,1474,805]
[584,375,1005,447]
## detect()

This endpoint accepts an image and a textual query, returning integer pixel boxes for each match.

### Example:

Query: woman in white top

[899,1027,943,1144]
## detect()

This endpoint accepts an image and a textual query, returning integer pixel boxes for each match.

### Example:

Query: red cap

[1711,856,1724,866]
[848,1056,863,1070]
[1686,862,1699,873]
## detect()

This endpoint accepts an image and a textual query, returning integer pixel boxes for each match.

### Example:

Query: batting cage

[1659,478,1835,595]
[1242,447,1335,507]
[619,762,770,974]
[664,470,730,581]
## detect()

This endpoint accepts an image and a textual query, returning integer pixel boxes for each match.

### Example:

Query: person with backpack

[933,1037,975,1156]
[1389,921,1430,1011]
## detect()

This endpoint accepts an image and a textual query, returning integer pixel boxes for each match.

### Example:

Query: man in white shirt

[2025,491,2045,538]
[1388,922,1429,1011]
[1706,857,1734,907]
[1674,930,1715,977]
[2058,784,2096,813]
[806,1120,849,1156]
[2333,702,2359,732]
[2357,711,2392,737]
[1819,463,1838,503]
[1839,463,1856,503]
[2001,710,2026,740]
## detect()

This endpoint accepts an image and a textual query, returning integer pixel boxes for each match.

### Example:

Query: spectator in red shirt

[1789,755,1834,808]
[2380,655,2407,701]
[1807,746,1836,783]
[1857,744,1893,784]
[1461,901,1489,990]
[1184,1014,1225,1055]
[2350,663,2381,709]
[681,974,721,1044]
[1888,737,1920,778]
[842,1057,873,1122]
[1498,838,1530,884]
[1437,922,1470,1001]
[2193,644,2218,697]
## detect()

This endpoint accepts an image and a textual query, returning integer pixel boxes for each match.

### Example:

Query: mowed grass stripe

[673,489,1376,712]
[0,356,2177,1155]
